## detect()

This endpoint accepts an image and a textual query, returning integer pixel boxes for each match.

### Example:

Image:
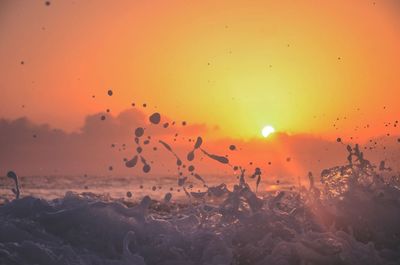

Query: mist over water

[1,110,400,265]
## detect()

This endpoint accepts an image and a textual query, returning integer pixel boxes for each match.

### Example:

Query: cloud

[0,108,210,176]
[0,109,399,182]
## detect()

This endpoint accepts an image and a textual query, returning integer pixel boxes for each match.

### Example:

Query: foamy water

[1,149,400,265]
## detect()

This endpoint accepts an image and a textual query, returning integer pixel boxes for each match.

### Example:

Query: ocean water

[1,154,400,265]
[0,174,288,203]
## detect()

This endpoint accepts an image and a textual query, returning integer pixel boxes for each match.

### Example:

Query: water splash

[1,112,400,265]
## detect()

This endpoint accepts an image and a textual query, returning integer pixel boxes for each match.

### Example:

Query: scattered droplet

[149,112,161,124]
[135,127,144,137]
[143,164,151,173]
[164,192,172,203]
[194,137,202,149]
[201,149,229,164]
[187,151,195,161]
[125,156,138,168]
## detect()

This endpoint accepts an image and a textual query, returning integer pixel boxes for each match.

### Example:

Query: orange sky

[1,0,400,140]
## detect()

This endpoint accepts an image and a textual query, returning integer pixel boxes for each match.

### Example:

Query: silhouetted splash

[1,111,400,265]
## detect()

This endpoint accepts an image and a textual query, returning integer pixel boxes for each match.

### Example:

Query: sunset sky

[1,0,399,139]
[0,0,400,179]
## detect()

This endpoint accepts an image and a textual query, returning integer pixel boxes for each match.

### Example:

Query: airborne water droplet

[135,127,144,137]
[194,137,202,149]
[143,164,151,173]
[149,113,161,124]
[187,151,195,161]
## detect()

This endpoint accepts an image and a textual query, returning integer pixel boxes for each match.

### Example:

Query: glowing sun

[261,125,275,138]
